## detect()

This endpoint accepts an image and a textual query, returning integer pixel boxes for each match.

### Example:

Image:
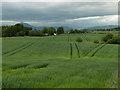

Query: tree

[101,33,120,44]
[29,30,42,36]
[102,33,113,42]
[16,31,25,36]
[48,27,56,35]
[107,36,120,44]
[2,26,10,37]
[41,27,48,35]
[57,27,64,34]
[29,30,36,36]
[2,23,32,37]
[24,27,32,36]
[35,30,42,36]
[15,23,24,28]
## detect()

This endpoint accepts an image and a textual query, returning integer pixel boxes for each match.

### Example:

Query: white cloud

[0,20,40,26]
[64,15,118,28]
[98,15,118,25]
[24,21,39,24]
[66,16,101,21]
[0,20,17,23]
[66,15,118,21]
[0,20,19,25]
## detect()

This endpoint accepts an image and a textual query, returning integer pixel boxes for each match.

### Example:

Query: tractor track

[8,42,35,56]
[68,36,70,42]
[68,35,73,59]
[4,39,39,56]
[3,37,42,56]
[70,43,73,59]
[91,44,106,57]
[84,44,100,56]
[2,42,31,55]
[68,34,81,59]
[74,43,80,58]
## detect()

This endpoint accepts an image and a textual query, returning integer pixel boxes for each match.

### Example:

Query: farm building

[44,33,48,36]
[54,33,57,35]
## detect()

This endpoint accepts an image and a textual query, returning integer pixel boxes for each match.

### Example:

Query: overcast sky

[2,0,119,2]
[1,1,118,28]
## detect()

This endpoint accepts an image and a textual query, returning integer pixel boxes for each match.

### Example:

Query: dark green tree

[24,27,32,36]
[48,27,56,35]
[107,36,120,44]
[57,27,64,34]
[102,33,114,42]
[41,27,48,35]
[2,23,33,37]
[29,30,36,36]
[29,30,42,36]
[16,31,25,36]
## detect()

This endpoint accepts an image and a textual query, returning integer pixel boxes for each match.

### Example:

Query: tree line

[91,28,119,31]
[66,29,88,34]
[93,33,120,44]
[1,23,64,37]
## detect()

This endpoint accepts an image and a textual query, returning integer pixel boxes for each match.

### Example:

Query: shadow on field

[32,63,49,69]
[11,64,30,69]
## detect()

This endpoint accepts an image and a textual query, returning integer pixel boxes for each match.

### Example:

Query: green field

[2,33,118,88]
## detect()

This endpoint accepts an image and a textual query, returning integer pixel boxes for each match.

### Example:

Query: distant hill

[86,25,118,30]
[54,26,73,31]
[20,22,40,30]
[20,22,72,30]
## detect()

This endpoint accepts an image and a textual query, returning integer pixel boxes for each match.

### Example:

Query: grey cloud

[2,2,118,27]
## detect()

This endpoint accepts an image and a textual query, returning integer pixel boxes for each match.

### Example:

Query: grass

[2,32,118,88]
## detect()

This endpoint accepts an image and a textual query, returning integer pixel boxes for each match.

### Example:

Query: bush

[102,33,113,42]
[76,37,83,42]
[94,40,99,43]
[99,41,105,44]
[98,32,106,34]
[101,33,120,44]
[107,36,120,44]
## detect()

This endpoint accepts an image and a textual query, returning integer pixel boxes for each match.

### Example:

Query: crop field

[2,33,118,88]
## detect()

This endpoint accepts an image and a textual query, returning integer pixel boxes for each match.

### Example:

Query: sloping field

[2,33,118,88]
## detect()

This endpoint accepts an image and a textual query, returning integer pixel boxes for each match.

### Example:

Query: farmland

[2,32,118,88]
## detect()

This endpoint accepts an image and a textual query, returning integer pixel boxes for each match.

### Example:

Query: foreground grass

[3,58,118,88]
